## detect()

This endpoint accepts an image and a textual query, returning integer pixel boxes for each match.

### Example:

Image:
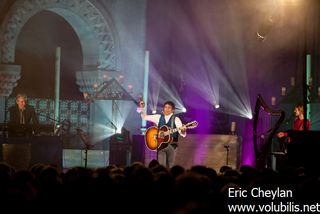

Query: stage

[0,134,242,172]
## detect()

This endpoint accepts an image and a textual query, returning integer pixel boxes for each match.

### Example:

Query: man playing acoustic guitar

[139,100,186,168]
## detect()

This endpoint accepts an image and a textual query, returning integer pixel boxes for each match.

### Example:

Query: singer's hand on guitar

[180,125,187,134]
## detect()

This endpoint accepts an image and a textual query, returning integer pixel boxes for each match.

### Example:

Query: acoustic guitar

[145,120,198,151]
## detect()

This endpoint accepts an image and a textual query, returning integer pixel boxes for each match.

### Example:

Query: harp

[253,94,285,168]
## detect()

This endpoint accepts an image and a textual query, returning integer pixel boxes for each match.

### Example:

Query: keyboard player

[7,93,40,137]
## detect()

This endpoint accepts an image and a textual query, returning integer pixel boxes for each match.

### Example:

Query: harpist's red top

[292,118,310,131]
[282,118,310,139]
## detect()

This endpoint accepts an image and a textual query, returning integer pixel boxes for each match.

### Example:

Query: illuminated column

[141,50,150,133]
[54,47,61,132]
[306,54,311,122]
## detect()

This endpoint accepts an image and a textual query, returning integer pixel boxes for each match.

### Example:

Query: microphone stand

[84,144,88,168]
[110,121,117,134]
[224,144,230,166]
[37,112,70,136]
[76,128,93,168]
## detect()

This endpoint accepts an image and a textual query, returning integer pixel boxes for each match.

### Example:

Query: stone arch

[0,0,118,70]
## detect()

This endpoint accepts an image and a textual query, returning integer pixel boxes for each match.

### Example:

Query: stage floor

[1,134,242,172]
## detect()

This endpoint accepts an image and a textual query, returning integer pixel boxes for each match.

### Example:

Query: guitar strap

[170,115,175,131]
[157,114,164,141]
[170,115,178,149]
[156,114,164,152]
[157,114,162,130]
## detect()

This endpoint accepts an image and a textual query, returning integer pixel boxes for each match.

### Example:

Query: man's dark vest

[158,114,179,149]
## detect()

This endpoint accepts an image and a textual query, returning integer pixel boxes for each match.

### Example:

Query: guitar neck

[165,126,184,135]
[162,121,197,136]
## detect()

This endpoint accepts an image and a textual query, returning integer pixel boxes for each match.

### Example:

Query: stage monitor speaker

[1,136,62,171]
[30,136,62,169]
[109,134,129,166]
[131,134,145,163]
[2,142,31,170]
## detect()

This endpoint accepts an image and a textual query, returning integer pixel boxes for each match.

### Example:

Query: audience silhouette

[0,161,319,213]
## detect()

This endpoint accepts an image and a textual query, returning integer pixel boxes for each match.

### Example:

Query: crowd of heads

[0,160,320,213]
